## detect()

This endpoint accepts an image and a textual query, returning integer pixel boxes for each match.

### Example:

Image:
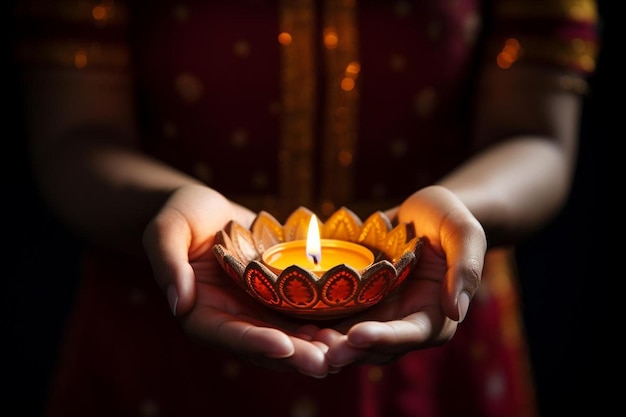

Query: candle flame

[306,215,322,266]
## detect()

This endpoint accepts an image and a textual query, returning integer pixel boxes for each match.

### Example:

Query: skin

[22,54,583,377]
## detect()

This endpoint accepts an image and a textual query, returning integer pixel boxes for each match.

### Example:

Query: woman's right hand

[142,184,333,378]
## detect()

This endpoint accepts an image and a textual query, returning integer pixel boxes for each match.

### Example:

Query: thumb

[143,210,196,316]
[442,240,484,323]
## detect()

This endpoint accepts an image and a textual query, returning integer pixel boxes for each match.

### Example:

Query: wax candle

[261,215,374,276]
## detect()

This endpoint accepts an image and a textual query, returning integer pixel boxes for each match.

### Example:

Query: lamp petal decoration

[212,206,424,319]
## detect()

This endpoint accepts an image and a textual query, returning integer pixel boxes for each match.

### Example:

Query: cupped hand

[317,185,486,367]
[142,184,332,377]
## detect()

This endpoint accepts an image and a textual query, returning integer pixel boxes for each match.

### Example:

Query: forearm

[434,65,584,247]
[436,136,574,246]
[20,68,201,254]
[33,138,203,255]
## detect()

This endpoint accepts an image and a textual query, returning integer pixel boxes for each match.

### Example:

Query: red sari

[14,1,598,416]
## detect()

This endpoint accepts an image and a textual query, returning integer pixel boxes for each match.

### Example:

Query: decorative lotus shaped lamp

[212,206,423,320]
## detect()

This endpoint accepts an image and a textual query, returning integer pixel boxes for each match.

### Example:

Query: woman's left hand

[315,185,486,367]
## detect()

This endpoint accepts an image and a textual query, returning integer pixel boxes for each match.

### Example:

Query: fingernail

[458,292,470,323]
[166,285,178,316]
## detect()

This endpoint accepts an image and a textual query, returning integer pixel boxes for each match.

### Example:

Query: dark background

[515,1,617,413]
[6,2,616,415]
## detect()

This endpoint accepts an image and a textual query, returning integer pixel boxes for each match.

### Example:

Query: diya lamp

[212,206,423,320]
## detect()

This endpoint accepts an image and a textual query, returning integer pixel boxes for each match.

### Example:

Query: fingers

[143,186,256,317]
[143,207,196,316]
[398,185,486,323]
[322,310,457,366]
[250,337,331,378]
[323,330,417,368]
[439,209,486,322]
[229,325,297,359]
[184,310,333,377]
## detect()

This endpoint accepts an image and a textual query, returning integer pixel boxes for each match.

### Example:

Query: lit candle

[306,213,322,265]
[261,215,375,276]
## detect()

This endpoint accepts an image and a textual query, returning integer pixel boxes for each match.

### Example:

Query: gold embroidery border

[278,0,317,216]
[495,0,598,23]
[319,0,359,217]
[278,0,360,219]
[488,35,598,74]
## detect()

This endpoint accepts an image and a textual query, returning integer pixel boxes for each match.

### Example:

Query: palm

[186,255,339,375]
[317,241,460,366]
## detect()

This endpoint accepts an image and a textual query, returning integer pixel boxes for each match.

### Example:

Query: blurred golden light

[346,61,360,75]
[324,30,338,49]
[92,5,108,21]
[74,50,88,69]
[496,38,521,69]
[341,77,355,91]
[338,150,353,166]
[278,32,292,45]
